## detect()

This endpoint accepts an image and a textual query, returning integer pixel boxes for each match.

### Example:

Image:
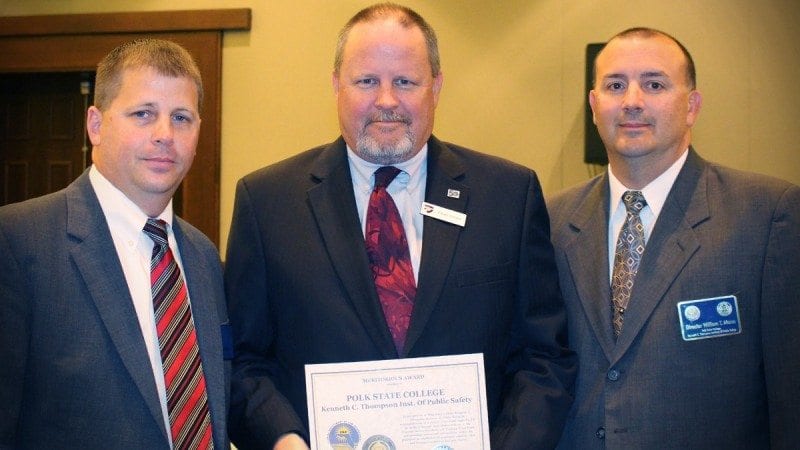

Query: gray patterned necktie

[611,190,647,338]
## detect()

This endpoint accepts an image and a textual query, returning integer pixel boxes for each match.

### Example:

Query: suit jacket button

[596,427,606,439]
[607,368,620,381]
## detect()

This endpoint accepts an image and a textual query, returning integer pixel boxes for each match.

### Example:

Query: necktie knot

[143,219,169,263]
[373,166,402,190]
[622,190,647,214]
[143,218,168,245]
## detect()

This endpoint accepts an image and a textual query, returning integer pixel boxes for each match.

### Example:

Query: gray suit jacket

[548,149,800,449]
[225,136,576,449]
[0,171,230,449]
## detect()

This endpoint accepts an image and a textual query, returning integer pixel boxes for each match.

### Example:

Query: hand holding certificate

[305,353,491,450]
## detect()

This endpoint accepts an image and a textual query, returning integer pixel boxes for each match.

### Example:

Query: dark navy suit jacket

[225,136,577,450]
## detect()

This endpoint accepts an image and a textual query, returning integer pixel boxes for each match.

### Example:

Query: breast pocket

[456,261,513,287]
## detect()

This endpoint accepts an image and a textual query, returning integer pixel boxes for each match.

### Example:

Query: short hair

[333,2,440,77]
[94,38,203,112]
[594,27,696,90]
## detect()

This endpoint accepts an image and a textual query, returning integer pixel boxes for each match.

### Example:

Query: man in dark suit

[0,39,229,449]
[549,27,799,449]
[225,4,575,450]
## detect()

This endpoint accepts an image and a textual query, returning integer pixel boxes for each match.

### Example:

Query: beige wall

[4,0,799,252]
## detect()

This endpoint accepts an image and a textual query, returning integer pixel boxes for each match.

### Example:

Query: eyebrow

[134,102,196,113]
[602,71,668,80]
[639,71,668,78]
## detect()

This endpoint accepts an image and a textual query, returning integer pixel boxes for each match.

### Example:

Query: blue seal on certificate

[328,421,360,449]
[362,434,396,450]
[431,445,453,450]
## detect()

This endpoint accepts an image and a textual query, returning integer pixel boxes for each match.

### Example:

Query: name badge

[677,295,741,341]
[221,322,234,360]
[420,202,467,227]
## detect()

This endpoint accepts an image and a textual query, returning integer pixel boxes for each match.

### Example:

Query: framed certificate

[305,353,490,450]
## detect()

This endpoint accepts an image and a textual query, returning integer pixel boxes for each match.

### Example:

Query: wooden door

[0,9,251,245]
[1,72,92,205]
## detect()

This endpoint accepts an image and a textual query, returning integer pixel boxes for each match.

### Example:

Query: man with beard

[224,3,576,450]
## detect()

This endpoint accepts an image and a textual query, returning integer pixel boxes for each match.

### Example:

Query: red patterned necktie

[365,166,417,354]
[144,219,213,450]
[611,191,647,338]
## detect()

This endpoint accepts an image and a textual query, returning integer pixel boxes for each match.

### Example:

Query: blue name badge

[221,322,234,360]
[677,295,741,341]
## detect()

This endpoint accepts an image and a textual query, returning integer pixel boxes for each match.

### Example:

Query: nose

[152,116,174,146]
[622,83,644,113]
[374,84,399,110]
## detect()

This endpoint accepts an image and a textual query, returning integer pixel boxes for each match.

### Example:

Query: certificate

[305,353,490,450]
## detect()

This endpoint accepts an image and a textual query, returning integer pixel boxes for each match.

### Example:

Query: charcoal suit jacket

[548,149,800,449]
[0,171,230,449]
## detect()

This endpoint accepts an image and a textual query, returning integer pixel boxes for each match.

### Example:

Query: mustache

[621,110,648,120]
[618,111,653,125]
[367,111,411,125]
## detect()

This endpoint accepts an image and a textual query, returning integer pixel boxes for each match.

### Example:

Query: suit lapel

[404,138,468,356]
[66,173,168,442]
[306,138,398,358]
[612,150,707,360]
[562,175,617,360]
[174,222,226,445]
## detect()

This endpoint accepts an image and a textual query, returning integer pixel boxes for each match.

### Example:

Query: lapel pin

[447,189,460,199]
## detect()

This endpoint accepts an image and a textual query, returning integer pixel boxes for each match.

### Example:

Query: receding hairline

[333,3,441,77]
[593,27,697,90]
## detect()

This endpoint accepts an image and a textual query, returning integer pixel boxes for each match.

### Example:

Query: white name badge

[420,202,467,227]
[677,295,741,341]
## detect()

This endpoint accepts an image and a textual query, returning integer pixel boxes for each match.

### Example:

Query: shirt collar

[89,165,174,242]
[346,143,428,193]
[608,148,688,218]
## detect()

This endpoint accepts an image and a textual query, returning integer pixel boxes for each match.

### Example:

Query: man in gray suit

[549,27,799,449]
[0,39,229,449]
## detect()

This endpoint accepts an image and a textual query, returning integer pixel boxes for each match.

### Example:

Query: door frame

[0,9,251,246]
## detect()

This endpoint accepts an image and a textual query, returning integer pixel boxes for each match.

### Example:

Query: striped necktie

[144,219,213,450]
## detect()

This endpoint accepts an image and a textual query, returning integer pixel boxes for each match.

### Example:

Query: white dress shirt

[89,165,190,445]
[607,149,689,282]
[348,145,428,283]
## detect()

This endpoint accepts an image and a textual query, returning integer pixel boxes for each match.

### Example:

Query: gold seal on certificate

[305,353,491,450]
[362,434,396,449]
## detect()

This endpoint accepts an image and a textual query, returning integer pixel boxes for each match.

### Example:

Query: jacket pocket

[456,261,512,287]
